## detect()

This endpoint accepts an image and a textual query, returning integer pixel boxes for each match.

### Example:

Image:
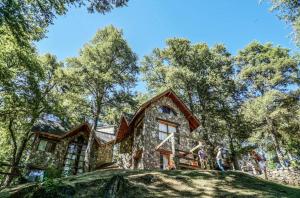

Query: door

[160,153,170,170]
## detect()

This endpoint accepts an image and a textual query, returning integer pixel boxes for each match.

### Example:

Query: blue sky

[36,0,297,92]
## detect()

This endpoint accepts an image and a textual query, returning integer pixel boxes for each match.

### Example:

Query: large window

[37,139,56,153]
[159,106,177,116]
[158,122,177,141]
[63,136,87,176]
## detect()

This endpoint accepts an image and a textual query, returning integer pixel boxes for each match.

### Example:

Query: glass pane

[159,132,167,140]
[169,126,176,133]
[38,140,47,151]
[159,123,167,132]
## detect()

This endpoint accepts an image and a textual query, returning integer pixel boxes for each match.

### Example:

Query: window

[159,106,177,116]
[38,139,56,153]
[158,122,177,141]
[63,136,87,176]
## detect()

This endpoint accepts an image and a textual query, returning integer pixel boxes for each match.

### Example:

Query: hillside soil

[1,169,300,197]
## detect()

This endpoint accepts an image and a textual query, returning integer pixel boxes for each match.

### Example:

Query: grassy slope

[1,169,300,198]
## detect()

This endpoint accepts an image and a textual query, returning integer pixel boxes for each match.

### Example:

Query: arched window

[159,106,177,116]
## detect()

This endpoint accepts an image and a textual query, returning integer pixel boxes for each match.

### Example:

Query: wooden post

[170,132,176,169]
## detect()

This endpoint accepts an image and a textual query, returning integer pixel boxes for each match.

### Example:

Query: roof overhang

[33,122,102,146]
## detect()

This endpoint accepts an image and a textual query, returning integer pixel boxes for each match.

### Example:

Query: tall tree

[141,38,248,168]
[237,41,299,165]
[65,25,138,171]
[0,26,62,186]
[242,90,300,166]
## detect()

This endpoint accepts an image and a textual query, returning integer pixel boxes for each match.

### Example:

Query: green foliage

[28,179,75,198]
[0,26,63,185]
[236,41,299,96]
[0,0,129,43]
[269,0,300,46]
[44,167,62,180]
[63,25,138,168]
[238,41,300,165]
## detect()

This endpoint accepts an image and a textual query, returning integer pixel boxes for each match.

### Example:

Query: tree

[141,38,249,169]
[236,41,299,97]
[0,26,62,186]
[242,90,300,166]
[269,0,300,46]
[237,41,299,166]
[0,0,129,43]
[0,26,63,186]
[65,25,138,171]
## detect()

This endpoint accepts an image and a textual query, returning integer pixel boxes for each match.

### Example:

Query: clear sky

[36,0,297,92]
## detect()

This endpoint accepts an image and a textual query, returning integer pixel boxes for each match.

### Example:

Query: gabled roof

[115,89,201,143]
[32,120,69,136]
[34,122,102,146]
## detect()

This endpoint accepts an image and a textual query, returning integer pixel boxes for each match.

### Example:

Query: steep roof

[95,125,116,143]
[32,120,68,136]
[115,89,201,143]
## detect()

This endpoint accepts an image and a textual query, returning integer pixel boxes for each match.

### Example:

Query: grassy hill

[1,169,300,197]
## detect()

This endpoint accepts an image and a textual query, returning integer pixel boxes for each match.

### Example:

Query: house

[27,121,115,181]
[114,89,201,170]
[27,89,202,181]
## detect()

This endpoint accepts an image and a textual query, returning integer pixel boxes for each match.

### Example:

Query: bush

[44,167,61,180]
[27,179,75,198]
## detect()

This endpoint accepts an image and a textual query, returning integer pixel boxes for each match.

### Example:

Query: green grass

[1,169,300,197]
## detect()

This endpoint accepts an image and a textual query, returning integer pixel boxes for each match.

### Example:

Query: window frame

[158,106,177,116]
[158,120,178,142]
[37,138,56,153]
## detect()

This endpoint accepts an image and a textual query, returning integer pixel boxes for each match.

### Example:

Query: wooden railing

[155,133,174,150]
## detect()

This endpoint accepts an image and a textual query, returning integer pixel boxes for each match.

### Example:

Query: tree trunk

[84,112,99,171]
[271,132,285,166]
[229,139,240,170]
[187,87,194,113]
[3,130,31,187]
[267,118,285,167]
[227,127,240,170]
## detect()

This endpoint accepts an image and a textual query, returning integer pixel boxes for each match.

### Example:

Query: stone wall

[28,131,99,175]
[96,142,114,165]
[113,134,133,169]
[267,169,300,186]
[132,118,144,169]
[143,96,198,169]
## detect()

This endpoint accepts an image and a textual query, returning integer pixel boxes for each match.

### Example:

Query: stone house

[114,89,201,170]
[27,121,115,181]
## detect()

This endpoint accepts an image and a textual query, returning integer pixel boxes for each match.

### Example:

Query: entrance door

[160,153,170,170]
[63,136,87,176]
